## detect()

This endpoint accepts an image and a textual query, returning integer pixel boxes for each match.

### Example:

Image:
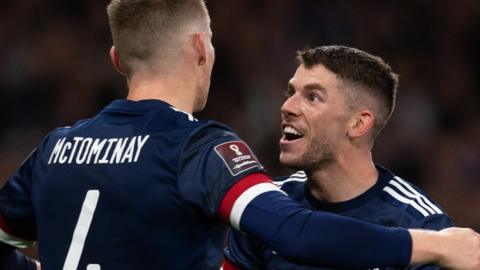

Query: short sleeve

[178,124,266,218]
[0,149,38,247]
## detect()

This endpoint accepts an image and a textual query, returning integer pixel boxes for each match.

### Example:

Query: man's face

[279,64,351,170]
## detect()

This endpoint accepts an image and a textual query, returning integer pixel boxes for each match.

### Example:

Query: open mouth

[283,126,304,141]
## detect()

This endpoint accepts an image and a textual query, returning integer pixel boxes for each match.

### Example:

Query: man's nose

[281,95,300,118]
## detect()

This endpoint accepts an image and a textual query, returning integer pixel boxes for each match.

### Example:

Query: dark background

[0,0,478,238]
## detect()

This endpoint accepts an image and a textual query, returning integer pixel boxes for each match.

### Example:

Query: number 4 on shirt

[63,190,101,270]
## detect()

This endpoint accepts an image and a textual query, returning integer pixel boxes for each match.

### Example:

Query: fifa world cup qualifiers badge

[214,141,262,176]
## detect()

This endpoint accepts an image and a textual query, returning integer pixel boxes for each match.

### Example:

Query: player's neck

[126,70,197,114]
[306,150,378,203]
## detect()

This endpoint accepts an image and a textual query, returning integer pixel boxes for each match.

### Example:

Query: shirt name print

[48,135,150,165]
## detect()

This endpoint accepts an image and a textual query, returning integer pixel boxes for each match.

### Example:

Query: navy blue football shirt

[0,99,267,270]
[224,166,452,270]
[0,99,418,269]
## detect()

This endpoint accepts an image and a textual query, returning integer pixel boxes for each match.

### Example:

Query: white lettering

[121,138,136,163]
[59,142,72,164]
[233,160,257,170]
[76,138,93,164]
[48,138,66,164]
[134,135,150,162]
[232,155,252,163]
[98,139,117,164]
[48,135,151,166]
[110,138,128,164]
[68,137,84,164]
[86,139,107,164]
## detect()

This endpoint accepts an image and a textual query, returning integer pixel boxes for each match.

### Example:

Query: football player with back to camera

[1,1,480,270]
[224,45,470,270]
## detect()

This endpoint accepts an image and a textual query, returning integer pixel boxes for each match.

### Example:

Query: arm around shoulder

[222,179,413,268]
[409,227,480,270]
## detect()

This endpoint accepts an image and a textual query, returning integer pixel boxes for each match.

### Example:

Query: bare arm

[410,227,480,269]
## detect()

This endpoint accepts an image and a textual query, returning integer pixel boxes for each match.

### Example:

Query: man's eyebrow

[304,83,327,95]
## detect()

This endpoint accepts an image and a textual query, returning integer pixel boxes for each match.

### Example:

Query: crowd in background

[0,0,479,231]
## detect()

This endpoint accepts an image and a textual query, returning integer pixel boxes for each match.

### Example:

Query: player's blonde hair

[107,0,210,76]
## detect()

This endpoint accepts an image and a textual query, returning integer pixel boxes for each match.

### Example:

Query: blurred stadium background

[0,0,478,235]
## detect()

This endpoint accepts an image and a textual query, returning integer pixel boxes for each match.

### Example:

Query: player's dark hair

[107,0,209,76]
[297,45,398,142]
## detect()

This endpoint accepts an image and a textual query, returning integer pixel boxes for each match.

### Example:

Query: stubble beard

[281,136,337,172]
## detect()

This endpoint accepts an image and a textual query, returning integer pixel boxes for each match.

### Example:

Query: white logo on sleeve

[214,141,263,176]
[229,144,243,156]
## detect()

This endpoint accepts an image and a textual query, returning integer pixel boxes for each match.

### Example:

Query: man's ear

[347,110,375,139]
[192,32,208,66]
[110,46,126,75]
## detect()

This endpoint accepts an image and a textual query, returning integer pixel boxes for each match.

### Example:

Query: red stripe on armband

[222,259,242,270]
[219,173,271,222]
